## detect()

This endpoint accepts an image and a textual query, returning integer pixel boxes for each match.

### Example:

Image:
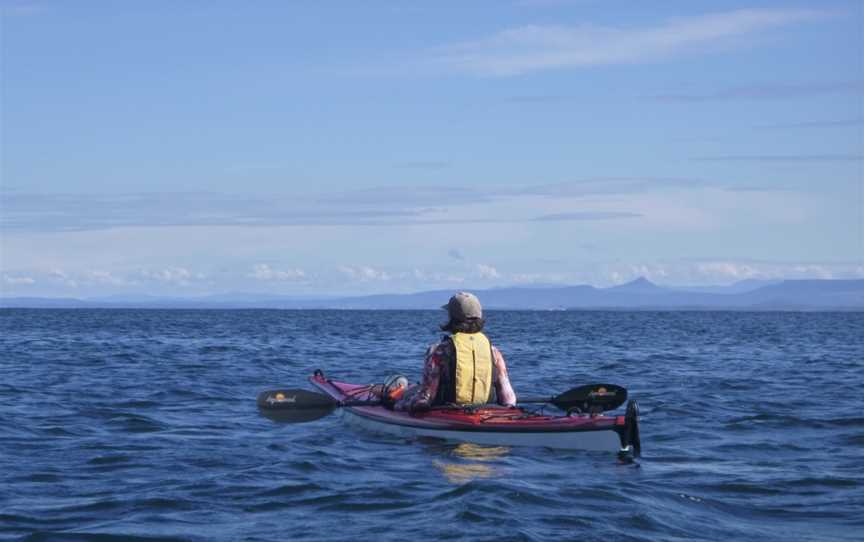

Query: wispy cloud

[0,192,430,232]
[517,177,703,197]
[693,154,864,162]
[423,9,828,76]
[1,190,642,232]
[323,185,489,206]
[533,211,641,221]
[653,80,864,102]
[505,95,578,104]
[2,274,36,286]
[85,270,135,287]
[0,2,49,17]
[395,161,451,170]
[722,185,797,193]
[513,0,592,8]
[755,118,864,130]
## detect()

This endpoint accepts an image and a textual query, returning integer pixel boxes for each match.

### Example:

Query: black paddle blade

[551,384,627,413]
[256,389,338,424]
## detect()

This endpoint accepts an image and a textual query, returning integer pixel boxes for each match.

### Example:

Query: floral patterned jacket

[394,337,517,411]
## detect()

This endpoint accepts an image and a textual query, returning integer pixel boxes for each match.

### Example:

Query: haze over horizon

[2,0,863,297]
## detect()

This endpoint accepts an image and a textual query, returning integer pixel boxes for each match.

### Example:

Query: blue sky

[1,0,863,296]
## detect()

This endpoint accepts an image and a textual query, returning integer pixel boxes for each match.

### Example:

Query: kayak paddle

[256,388,379,423]
[257,383,627,424]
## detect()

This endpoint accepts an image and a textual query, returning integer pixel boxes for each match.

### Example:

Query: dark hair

[440,317,485,334]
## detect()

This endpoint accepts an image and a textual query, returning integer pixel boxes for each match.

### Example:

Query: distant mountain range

[2,278,863,310]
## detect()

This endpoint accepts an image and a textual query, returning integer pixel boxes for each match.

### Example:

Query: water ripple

[1,309,862,541]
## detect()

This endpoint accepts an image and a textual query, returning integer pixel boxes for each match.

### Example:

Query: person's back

[435,330,495,406]
[395,292,516,412]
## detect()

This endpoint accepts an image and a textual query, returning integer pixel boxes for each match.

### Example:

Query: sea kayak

[309,371,641,455]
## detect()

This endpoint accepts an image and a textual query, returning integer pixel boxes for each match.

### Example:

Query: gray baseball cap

[442,291,483,320]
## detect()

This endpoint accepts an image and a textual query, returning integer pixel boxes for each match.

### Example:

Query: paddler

[391,292,517,413]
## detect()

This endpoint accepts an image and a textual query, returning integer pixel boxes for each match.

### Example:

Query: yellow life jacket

[447,332,494,405]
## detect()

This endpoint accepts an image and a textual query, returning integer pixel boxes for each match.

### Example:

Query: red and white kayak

[310,372,641,455]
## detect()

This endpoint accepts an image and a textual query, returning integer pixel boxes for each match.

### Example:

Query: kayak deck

[309,372,640,454]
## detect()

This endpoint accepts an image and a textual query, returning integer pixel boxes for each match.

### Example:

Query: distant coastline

[3,278,863,311]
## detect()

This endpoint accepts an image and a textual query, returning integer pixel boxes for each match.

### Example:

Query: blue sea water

[1,309,862,542]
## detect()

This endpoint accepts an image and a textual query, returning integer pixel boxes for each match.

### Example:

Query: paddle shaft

[335,396,606,409]
[257,383,626,424]
[340,399,383,408]
[517,396,555,404]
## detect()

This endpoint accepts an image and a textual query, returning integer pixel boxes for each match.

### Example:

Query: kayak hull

[340,407,624,450]
[310,372,640,454]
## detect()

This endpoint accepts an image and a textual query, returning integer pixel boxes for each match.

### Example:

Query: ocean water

[1,309,862,542]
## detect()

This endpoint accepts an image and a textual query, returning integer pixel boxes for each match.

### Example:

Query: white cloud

[49,269,78,288]
[457,261,864,288]
[411,268,466,284]
[248,264,306,282]
[339,265,392,282]
[138,267,205,285]
[3,275,36,285]
[475,264,501,280]
[694,261,760,280]
[427,9,828,76]
[81,270,136,287]
[598,260,864,286]
[510,271,571,284]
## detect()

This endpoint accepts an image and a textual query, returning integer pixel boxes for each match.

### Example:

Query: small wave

[539,513,593,528]
[824,417,864,428]
[284,459,321,473]
[0,384,28,395]
[106,413,166,433]
[724,413,808,429]
[320,498,417,512]
[20,533,192,542]
[256,482,324,497]
[455,509,490,523]
[198,345,239,354]
[135,497,195,510]
[40,426,86,437]
[242,492,343,512]
[702,481,782,495]
[109,399,161,409]
[432,479,487,500]
[3,309,863,542]
[840,433,864,445]
[725,413,864,431]
[7,472,63,483]
[709,441,810,453]
[87,454,131,466]
[775,477,860,489]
